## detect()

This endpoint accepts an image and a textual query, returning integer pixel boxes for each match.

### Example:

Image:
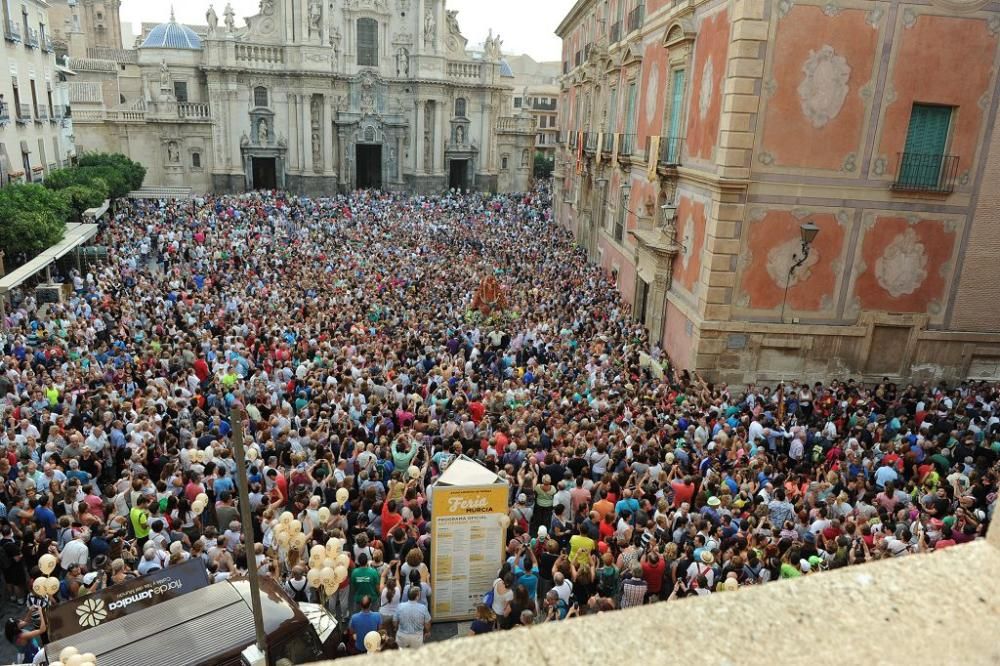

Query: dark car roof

[45,577,307,666]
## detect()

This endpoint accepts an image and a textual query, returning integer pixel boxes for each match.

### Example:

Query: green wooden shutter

[900,104,951,188]
[667,69,686,162]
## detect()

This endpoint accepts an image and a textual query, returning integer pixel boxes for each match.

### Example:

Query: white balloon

[364,630,382,652]
[58,647,80,662]
[39,554,57,575]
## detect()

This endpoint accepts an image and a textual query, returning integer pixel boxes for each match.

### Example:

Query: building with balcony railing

[556,0,1000,383]
[64,2,534,194]
[506,54,561,161]
[0,0,76,184]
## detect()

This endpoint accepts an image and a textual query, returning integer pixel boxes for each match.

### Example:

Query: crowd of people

[0,184,994,660]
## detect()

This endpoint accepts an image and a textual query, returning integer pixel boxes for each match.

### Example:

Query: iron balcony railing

[610,21,622,43]
[36,107,47,122]
[0,102,8,122]
[618,133,637,157]
[891,152,959,194]
[602,133,614,153]
[585,132,598,151]
[627,3,645,32]
[42,35,53,52]
[25,27,38,48]
[4,20,20,42]
[644,135,683,166]
[16,104,31,124]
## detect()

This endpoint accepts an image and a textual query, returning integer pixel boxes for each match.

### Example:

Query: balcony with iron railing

[569,131,578,149]
[35,107,47,123]
[16,104,31,124]
[891,152,959,194]
[610,21,622,43]
[627,3,645,32]
[643,135,683,167]
[4,20,20,42]
[584,132,597,152]
[0,102,8,123]
[42,35,53,52]
[25,27,38,48]
[602,132,614,153]
[618,133,637,158]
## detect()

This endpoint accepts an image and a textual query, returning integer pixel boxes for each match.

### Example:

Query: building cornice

[555,0,599,37]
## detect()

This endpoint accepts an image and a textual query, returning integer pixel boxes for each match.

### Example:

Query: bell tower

[80,0,123,50]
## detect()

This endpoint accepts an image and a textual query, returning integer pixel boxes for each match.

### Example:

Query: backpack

[287,578,309,603]
[483,578,499,608]
[597,565,618,597]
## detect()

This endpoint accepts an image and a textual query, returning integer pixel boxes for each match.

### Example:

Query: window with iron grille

[357,18,378,67]
[254,86,268,108]
[454,97,466,117]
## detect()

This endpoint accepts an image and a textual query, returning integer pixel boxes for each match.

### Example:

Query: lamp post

[231,407,268,665]
[778,221,820,324]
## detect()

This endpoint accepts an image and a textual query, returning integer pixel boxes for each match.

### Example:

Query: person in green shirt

[130,495,151,548]
[350,553,380,608]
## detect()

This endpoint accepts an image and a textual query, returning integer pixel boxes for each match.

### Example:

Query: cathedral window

[357,18,378,67]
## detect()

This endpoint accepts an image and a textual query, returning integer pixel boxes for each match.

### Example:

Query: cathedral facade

[64,0,536,194]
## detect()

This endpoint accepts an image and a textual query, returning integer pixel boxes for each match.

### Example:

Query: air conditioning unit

[35,283,65,305]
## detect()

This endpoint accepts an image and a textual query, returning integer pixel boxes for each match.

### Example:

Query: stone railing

[496,116,535,134]
[235,44,285,66]
[178,102,211,120]
[102,109,146,122]
[71,109,108,122]
[446,61,482,80]
[312,528,1000,666]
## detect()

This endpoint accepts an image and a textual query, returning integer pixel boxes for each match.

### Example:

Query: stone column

[301,94,313,172]
[324,98,335,175]
[287,93,298,173]
[434,99,445,173]
[415,99,426,173]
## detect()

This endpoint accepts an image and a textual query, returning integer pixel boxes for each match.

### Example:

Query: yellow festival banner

[430,484,509,621]
[595,131,604,165]
[612,132,620,163]
[647,135,660,181]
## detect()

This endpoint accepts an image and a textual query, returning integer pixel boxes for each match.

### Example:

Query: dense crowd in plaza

[0,184,995,660]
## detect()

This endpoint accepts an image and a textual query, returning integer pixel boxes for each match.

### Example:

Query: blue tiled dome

[499,59,514,78]
[141,18,202,50]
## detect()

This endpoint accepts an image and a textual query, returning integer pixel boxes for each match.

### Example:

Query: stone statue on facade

[446,10,460,36]
[167,141,179,163]
[484,30,502,61]
[423,9,435,46]
[257,117,269,143]
[159,59,171,90]
[206,5,218,36]
[330,27,342,64]
[456,125,464,144]
[223,2,236,33]
[396,47,409,77]
[260,0,274,16]
[360,90,375,115]
[308,0,322,36]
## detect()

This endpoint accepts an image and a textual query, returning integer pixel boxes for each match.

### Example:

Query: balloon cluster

[190,445,215,466]
[49,646,97,666]
[272,511,307,552]
[191,492,209,518]
[34,554,61,598]
[306,536,349,597]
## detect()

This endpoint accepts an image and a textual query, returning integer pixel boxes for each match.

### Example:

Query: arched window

[357,18,378,66]
[254,86,268,108]
[192,152,201,168]
[454,97,466,118]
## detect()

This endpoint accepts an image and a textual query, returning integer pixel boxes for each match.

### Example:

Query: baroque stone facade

[65,0,535,195]
[555,0,1000,383]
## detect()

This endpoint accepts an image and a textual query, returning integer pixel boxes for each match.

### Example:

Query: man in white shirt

[59,532,91,571]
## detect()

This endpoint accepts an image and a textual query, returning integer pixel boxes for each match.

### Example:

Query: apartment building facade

[506,54,561,158]
[555,0,1000,384]
[0,0,75,184]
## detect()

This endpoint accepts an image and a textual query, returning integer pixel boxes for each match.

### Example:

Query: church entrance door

[356,144,382,189]
[251,157,277,190]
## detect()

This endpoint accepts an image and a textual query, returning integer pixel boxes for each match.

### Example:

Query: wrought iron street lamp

[779,221,820,324]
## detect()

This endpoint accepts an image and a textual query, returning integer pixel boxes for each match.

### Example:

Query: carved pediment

[663,19,696,48]
[619,41,642,68]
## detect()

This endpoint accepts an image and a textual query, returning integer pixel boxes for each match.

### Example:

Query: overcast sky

[121,1,575,61]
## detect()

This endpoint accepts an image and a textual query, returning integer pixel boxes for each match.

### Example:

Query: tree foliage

[61,179,110,221]
[76,152,146,192]
[0,184,69,257]
[534,153,554,179]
